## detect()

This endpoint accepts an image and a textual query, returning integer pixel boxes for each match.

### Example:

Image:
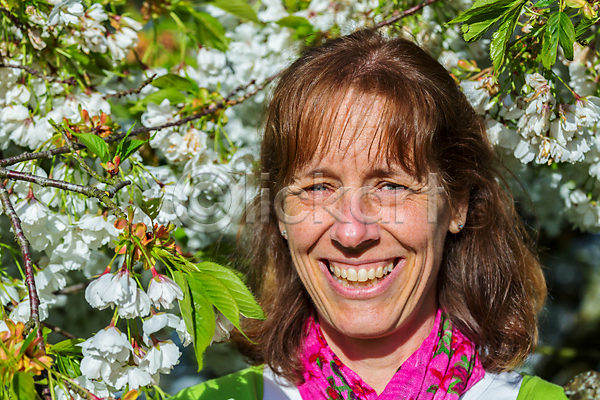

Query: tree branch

[0,64,77,85]
[0,72,280,168]
[52,282,88,296]
[0,168,128,219]
[374,0,441,29]
[0,182,42,341]
[42,322,77,340]
[104,74,157,99]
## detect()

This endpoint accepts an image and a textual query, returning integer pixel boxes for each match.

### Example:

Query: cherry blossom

[147,270,184,309]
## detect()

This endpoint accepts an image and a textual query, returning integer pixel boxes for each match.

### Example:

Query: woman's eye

[305,184,330,192]
[380,183,407,191]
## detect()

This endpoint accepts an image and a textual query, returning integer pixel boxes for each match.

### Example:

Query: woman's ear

[449,194,469,234]
[278,220,287,239]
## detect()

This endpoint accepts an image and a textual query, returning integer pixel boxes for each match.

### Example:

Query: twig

[0,73,280,168]
[0,168,127,219]
[0,64,77,85]
[374,0,441,29]
[42,322,77,340]
[52,282,88,295]
[127,71,282,136]
[104,74,157,99]
[0,182,42,341]
[58,127,118,186]
[107,180,132,197]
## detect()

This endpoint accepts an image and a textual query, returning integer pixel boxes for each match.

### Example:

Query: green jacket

[170,367,569,400]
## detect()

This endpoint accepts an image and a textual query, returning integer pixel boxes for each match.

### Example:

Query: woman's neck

[318,304,437,395]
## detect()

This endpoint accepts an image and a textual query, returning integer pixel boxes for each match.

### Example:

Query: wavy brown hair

[235,29,547,383]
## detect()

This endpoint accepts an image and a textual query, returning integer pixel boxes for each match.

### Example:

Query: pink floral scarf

[298,310,485,400]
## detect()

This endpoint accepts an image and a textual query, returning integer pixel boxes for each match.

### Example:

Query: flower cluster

[3,0,600,398]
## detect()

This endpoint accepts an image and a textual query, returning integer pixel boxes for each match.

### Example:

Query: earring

[458,224,464,231]
[281,230,287,239]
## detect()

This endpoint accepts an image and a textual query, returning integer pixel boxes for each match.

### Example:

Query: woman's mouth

[326,260,397,289]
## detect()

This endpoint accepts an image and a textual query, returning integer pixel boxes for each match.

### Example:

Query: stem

[0,64,76,85]
[374,0,441,29]
[0,168,127,219]
[52,282,88,295]
[42,322,77,340]
[0,182,42,341]
[104,74,157,99]
[59,128,116,186]
[552,71,581,99]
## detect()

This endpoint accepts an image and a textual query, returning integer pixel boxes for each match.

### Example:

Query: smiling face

[278,99,465,341]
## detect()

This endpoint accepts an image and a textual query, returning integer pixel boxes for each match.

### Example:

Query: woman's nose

[328,188,380,250]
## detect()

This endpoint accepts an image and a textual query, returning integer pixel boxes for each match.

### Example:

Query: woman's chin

[320,312,400,341]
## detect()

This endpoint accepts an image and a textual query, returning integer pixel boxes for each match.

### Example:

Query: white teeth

[357,268,368,282]
[347,268,358,281]
[368,268,376,280]
[329,261,397,288]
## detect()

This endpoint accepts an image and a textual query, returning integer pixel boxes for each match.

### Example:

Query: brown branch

[104,74,157,99]
[52,282,88,295]
[374,0,441,29]
[0,64,76,85]
[127,71,282,136]
[0,73,280,168]
[0,182,42,341]
[0,168,128,219]
[42,322,77,340]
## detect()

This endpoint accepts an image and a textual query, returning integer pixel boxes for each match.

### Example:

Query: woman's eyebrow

[364,168,396,178]
[295,167,337,178]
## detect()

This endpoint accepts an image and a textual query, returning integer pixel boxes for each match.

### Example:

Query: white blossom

[147,274,184,309]
[79,326,133,364]
[47,0,85,26]
[211,311,234,344]
[141,340,181,374]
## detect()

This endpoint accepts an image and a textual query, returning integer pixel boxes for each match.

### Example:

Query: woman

[173,29,568,399]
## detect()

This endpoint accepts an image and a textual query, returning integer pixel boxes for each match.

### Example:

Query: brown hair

[235,29,547,382]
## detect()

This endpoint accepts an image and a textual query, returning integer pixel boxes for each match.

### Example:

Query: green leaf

[461,11,505,41]
[210,0,258,22]
[48,339,84,354]
[193,271,241,331]
[12,372,36,400]
[575,16,599,39]
[449,0,520,24]
[174,271,215,371]
[276,16,312,29]
[72,132,110,163]
[16,330,37,360]
[197,261,264,320]
[534,0,555,7]
[191,11,229,51]
[141,196,163,220]
[490,4,523,70]
[54,354,81,377]
[115,123,135,157]
[119,139,146,162]
[557,12,575,60]
[151,74,197,93]
[142,88,187,106]
[542,13,561,68]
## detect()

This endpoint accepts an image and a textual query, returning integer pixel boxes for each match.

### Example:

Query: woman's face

[279,101,465,341]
